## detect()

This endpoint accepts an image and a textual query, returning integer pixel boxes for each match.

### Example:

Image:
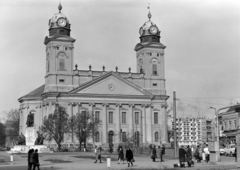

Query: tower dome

[48,3,71,37]
[139,11,160,37]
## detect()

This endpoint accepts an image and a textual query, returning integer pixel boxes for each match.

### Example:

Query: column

[129,104,134,136]
[141,105,146,144]
[115,104,121,144]
[68,103,73,143]
[150,106,153,143]
[102,103,108,144]
[162,104,168,143]
[89,103,95,145]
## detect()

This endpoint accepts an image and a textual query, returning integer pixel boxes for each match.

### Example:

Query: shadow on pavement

[0,165,62,170]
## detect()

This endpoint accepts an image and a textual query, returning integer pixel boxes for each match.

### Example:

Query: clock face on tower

[150,26,157,34]
[58,18,66,27]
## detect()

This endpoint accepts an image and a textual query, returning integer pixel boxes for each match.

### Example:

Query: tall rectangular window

[95,111,100,123]
[152,64,157,75]
[234,120,236,128]
[154,112,158,124]
[229,121,231,129]
[59,58,65,70]
[135,112,139,124]
[109,112,113,124]
[122,112,126,124]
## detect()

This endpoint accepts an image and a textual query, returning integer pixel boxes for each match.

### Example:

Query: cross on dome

[147,3,152,21]
[58,2,62,13]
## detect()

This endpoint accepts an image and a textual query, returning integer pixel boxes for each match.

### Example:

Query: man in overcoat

[186,145,192,167]
[126,147,134,167]
[179,145,186,167]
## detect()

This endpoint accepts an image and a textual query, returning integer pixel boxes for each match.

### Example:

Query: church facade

[18,4,169,148]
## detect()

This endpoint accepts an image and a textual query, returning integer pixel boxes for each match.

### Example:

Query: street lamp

[209,105,236,163]
[210,107,218,141]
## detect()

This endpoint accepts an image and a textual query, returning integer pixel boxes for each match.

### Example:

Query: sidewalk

[0,151,238,170]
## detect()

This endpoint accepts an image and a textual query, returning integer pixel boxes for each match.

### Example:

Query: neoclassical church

[18,4,169,147]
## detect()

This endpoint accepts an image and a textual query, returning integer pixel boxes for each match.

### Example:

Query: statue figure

[26,111,34,127]
[34,131,45,145]
[17,133,26,145]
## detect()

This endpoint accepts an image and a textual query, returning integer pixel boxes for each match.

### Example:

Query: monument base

[9,145,53,153]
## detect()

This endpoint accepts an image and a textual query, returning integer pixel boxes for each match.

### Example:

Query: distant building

[218,104,240,145]
[172,117,215,146]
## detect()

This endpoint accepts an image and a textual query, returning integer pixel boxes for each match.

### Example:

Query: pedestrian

[151,145,157,162]
[28,148,34,170]
[203,144,210,163]
[149,144,153,155]
[161,144,165,162]
[234,146,237,162]
[126,147,134,167]
[94,146,102,163]
[179,145,186,167]
[33,149,40,170]
[118,147,124,164]
[29,149,35,170]
[156,146,162,162]
[186,145,192,167]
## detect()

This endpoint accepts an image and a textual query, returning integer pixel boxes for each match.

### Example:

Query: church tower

[134,9,166,96]
[44,3,76,93]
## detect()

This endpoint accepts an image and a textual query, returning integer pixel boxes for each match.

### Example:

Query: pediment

[44,35,76,45]
[69,72,152,97]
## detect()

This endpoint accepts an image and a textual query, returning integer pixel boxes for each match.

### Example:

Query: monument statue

[35,131,45,145]
[26,111,34,127]
[17,133,26,145]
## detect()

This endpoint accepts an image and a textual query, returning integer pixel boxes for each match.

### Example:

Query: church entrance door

[108,131,114,145]
[135,131,140,147]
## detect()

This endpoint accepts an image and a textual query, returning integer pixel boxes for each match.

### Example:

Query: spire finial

[58,2,62,13]
[147,3,152,21]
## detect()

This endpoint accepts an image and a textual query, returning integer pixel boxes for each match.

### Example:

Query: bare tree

[0,122,6,147]
[69,110,99,151]
[39,105,69,151]
[5,109,20,147]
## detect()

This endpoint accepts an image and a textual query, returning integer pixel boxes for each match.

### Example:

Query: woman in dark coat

[179,145,186,167]
[94,147,102,163]
[28,149,34,170]
[118,147,124,164]
[151,145,157,162]
[33,149,40,170]
[126,147,134,167]
[29,150,35,170]
[186,145,192,167]
[156,146,162,162]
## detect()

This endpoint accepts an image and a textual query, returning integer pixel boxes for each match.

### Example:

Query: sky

[0,0,239,121]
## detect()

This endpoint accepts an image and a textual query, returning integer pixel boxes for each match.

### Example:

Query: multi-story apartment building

[218,104,240,145]
[172,117,215,146]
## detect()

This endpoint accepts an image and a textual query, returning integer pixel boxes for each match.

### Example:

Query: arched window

[154,112,158,124]
[58,52,65,71]
[122,132,127,142]
[152,58,158,75]
[135,131,140,147]
[155,132,158,142]
[95,131,100,142]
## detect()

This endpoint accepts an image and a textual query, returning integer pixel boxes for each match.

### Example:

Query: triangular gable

[69,72,152,97]
[44,35,76,45]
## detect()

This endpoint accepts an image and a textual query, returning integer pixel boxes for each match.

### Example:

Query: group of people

[179,145,193,167]
[150,144,165,162]
[28,149,40,170]
[94,145,134,167]
[193,144,210,163]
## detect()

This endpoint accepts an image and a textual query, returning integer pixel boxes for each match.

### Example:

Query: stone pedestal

[25,127,37,146]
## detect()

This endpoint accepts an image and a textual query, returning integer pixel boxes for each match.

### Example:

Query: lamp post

[209,105,236,163]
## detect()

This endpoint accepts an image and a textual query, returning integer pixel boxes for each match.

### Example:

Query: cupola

[138,9,161,43]
[48,3,71,36]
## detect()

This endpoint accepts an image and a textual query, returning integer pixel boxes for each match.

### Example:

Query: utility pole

[173,91,177,158]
